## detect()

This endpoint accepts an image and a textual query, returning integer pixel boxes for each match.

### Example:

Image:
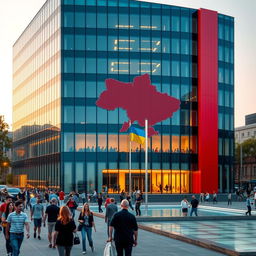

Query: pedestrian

[59,190,65,206]
[53,206,76,256]
[120,190,125,203]
[254,192,256,209]
[245,195,252,216]
[105,198,118,236]
[205,192,209,202]
[78,203,96,254]
[97,192,103,213]
[180,197,189,216]
[190,195,199,216]
[1,201,15,256]
[126,193,134,211]
[25,189,31,209]
[66,196,78,219]
[228,193,232,205]
[108,199,138,256]
[104,195,111,209]
[44,190,50,205]
[81,191,86,205]
[213,191,217,204]
[43,198,60,248]
[6,200,30,256]
[199,192,204,203]
[135,193,142,216]
[31,198,44,240]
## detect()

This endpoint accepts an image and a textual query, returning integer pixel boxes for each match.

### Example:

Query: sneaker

[49,244,52,248]
[82,252,87,255]
[34,232,36,238]
[38,235,41,240]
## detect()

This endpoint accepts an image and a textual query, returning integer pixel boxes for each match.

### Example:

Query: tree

[236,138,256,161]
[0,115,12,183]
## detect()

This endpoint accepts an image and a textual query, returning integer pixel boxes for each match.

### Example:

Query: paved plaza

[0,204,226,256]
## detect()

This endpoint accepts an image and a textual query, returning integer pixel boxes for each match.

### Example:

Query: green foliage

[236,138,256,161]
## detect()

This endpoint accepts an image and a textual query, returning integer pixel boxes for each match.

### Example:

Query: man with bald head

[108,199,138,256]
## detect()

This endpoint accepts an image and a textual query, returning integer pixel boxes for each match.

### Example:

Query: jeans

[98,204,103,213]
[3,227,12,254]
[70,208,76,219]
[135,202,141,216]
[246,205,252,216]
[190,207,198,216]
[57,245,72,256]
[10,232,24,256]
[115,242,133,256]
[81,226,93,251]
[129,201,134,210]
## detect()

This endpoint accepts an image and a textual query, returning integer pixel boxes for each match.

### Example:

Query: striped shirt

[6,211,29,233]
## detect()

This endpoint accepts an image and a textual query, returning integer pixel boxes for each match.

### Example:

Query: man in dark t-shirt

[190,195,199,216]
[108,199,138,256]
[44,198,60,248]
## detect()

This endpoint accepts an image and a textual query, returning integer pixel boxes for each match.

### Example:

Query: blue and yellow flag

[130,126,145,144]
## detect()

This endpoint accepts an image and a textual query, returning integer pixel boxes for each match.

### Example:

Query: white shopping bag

[103,242,116,256]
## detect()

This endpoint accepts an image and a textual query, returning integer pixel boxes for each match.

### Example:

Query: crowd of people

[0,188,139,256]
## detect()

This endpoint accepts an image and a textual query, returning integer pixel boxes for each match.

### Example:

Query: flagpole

[145,119,148,214]
[129,121,132,195]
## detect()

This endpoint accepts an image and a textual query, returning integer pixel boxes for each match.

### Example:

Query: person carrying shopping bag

[78,203,96,254]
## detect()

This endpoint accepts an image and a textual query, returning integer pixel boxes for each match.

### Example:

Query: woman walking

[1,201,15,256]
[66,196,78,219]
[53,206,76,256]
[78,203,96,254]
[97,193,103,213]
[180,197,189,216]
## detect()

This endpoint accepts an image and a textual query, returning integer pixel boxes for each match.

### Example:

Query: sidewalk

[0,211,225,256]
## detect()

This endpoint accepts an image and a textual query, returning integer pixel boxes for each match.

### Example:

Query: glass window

[86,58,96,73]
[87,0,96,5]
[190,135,197,153]
[181,61,189,77]
[172,135,180,152]
[141,14,150,29]
[64,0,73,4]
[64,133,74,152]
[75,35,85,50]
[86,35,96,51]
[97,81,106,97]
[162,15,170,31]
[152,15,161,30]
[181,109,189,126]
[225,90,230,107]
[162,38,170,53]
[225,114,230,130]
[86,81,96,98]
[97,58,107,74]
[171,61,180,76]
[64,106,74,123]
[97,35,107,51]
[64,34,74,50]
[171,38,180,54]
[64,162,72,192]
[76,0,85,4]
[97,12,107,28]
[181,39,189,55]
[152,135,161,152]
[181,16,189,32]
[86,12,96,28]
[218,138,223,155]
[119,109,127,124]
[225,68,230,84]
[119,135,129,152]
[64,81,74,97]
[130,60,139,75]
[75,133,85,152]
[64,57,74,73]
[97,107,107,124]
[108,109,118,124]
[218,90,224,106]
[119,13,129,27]
[75,57,85,73]
[86,106,96,123]
[218,23,224,39]
[162,83,170,95]
[171,83,180,99]
[75,12,85,27]
[225,24,230,41]
[75,81,85,97]
[218,67,224,83]
[218,113,223,129]
[75,106,85,124]
[87,162,95,192]
[108,12,118,29]
[64,12,74,27]
[75,162,84,191]
[181,84,189,101]
[171,16,180,32]
[225,47,230,62]
[172,110,180,125]
[162,135,170,152]
[130,14,139,29]
[218,45,224,61]
[108,134,118,152]
[98,134,107,152]
[86,134,96,152]
[225,138,229,156]
[181,135,189,153]
[162,60,170,76]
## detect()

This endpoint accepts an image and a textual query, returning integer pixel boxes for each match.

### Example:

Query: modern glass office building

[12,0,234,193]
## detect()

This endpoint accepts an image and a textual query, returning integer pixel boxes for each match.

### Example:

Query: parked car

[7,187,21,200]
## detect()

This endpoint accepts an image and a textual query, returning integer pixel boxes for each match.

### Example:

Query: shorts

[48,222,56,233]
[34,218,42,227]
[182,208,188,213]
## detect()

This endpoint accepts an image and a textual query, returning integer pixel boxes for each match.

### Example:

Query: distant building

[245,113,256,126]
[12,0,234,193]
[235,124,256,144]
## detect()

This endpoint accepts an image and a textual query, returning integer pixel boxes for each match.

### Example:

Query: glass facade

[12,0,234,193]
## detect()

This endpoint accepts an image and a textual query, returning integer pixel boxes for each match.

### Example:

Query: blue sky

[0,0,255,129]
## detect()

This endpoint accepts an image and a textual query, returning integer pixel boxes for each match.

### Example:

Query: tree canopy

[236,138,256,161]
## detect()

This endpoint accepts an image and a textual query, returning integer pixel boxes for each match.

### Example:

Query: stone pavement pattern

[0,213,225,256]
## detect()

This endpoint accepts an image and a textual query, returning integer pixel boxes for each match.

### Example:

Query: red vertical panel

[195,9,218,194]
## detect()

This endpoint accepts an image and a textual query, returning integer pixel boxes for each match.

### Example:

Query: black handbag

[74,233,80,245]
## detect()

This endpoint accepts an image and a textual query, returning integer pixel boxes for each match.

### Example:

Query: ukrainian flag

[130,126,146,144]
